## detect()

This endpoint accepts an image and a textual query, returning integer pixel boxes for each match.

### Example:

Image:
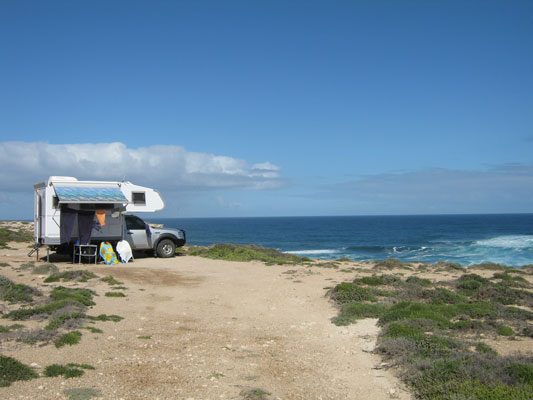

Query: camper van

[33,176,185,258]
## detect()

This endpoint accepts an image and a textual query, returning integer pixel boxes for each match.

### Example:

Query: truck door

[125,215,151,250]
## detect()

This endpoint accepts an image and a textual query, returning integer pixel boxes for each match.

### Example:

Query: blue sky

[1,0,532,218]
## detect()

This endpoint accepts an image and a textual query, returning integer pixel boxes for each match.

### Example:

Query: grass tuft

[44,270,97,283]
[0,226,33,249]
[100,275,123,285]
[0,275,39,303]
[54,331,82,348]
[105,291,126,297]
[31,263,59,275]
[0,355,38,387]
[88,314,123,322]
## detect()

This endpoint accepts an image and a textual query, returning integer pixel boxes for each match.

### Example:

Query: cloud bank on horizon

[0,141,283,191]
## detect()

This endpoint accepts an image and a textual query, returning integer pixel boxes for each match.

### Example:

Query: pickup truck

[125,214,186,258]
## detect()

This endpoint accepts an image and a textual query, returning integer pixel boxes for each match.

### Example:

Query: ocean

[148,214,533,267]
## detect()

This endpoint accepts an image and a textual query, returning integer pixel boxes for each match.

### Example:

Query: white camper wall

[43,183,61,244]
[122,182,165,212]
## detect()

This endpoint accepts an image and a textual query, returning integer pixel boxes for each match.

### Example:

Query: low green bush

[31,263,59,275]
[44,363,94,378]
[332,302,389,326]
[54,331,82,348]
[0,275,38,303]
[88,314,123,322]
[105,291,126,297]
[0,355,38,387]
[188,244,309,265]
[44,270,97,283]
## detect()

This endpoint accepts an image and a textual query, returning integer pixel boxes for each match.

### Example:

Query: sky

[1,0,532,219]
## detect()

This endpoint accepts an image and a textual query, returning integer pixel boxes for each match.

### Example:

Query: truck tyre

[156,239,176,258]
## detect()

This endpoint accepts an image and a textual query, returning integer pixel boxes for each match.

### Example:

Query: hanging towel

[96,210,106,226]
[116,240,133,263]
[99,242,119,265]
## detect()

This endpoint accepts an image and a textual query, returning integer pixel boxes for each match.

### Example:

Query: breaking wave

[285,249,340,255]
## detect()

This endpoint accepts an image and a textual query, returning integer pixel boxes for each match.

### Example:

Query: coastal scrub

[329,269,533,399]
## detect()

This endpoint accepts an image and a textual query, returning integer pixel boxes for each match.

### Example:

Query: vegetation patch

[44,363,94,378]
[100,275,123,285]
[44,270,97,283]
[188,244,309,265]
[0,275,39,303]
[88,314,123,322]
[63,388,102,400]
[31,263,59,275]
[0,226,33,249]
[240,387,272,400]
[329,271,533,399]
[373,258,411,270]
[0,323,24,333]
[54,330,82,347]
[353,274,402,286]
[0,355,38,387]
[105,291,126,297]
[84,326,103,333]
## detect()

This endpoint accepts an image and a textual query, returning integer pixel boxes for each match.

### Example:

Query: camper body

[33,176,185,257]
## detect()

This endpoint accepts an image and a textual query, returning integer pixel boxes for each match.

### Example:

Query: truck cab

[124,214,186,258]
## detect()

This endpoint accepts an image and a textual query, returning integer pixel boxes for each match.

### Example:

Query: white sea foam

[475,235,533,249]
[285,249,340,255]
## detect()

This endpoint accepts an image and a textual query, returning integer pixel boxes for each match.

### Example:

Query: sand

[0,238,413,400]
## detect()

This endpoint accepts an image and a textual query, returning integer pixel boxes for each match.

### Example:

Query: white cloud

[0,141,283,192]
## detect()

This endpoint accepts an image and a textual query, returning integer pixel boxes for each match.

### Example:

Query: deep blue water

[147,214,533,267]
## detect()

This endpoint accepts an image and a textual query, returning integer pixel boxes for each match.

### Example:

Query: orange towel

[96,210,106,226]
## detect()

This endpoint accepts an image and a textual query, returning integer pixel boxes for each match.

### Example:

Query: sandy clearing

[1,243,411,400]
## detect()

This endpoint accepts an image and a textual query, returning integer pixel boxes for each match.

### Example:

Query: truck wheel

[156,239,176,258]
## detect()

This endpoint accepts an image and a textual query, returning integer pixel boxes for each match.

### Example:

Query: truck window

[126,215,146,230]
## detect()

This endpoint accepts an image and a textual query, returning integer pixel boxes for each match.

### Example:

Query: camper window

[52,196,59,209]
[132,192,146,205]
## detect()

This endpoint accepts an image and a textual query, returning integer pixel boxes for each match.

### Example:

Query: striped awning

[53,185,128,204]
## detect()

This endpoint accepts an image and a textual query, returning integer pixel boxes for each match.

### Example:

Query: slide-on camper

[33,176,185,259]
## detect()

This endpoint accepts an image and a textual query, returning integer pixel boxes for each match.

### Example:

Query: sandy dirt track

[1,241,411,400]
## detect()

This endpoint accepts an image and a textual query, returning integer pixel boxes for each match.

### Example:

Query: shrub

[88,314,123,322]
[105,291,126,297]
[188,244,308,265]
[505,362,533,385]
[50,286,96,306]
[44,270,97,283]
[44,363,94,378]
[5,299,85,320]
[45,311,86,330]
[475,342,497,355]
[332,302,389,326]
[497,325,515,336]
[0,227,33,248]
[31,263,59,275]
[405,276,432,287]
[0,275,38,303]
[100,275,123,285]
[0,355,38,387]
[329,283,378,304]
[0,324,24,333]
[54,331,82,348]
[373,258,410,269]
[353,274,402,286]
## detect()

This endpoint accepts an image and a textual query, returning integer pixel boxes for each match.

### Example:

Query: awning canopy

[53,185,128,204]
